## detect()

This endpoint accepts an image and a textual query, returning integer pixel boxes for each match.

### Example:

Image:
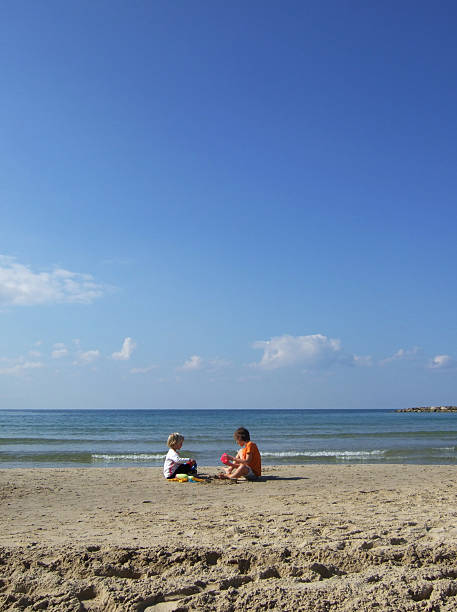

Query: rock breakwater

[396,406,457,413]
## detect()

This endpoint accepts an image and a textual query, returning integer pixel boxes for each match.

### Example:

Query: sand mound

[1,541,457,611]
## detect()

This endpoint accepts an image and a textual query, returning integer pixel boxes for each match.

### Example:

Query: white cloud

[380,346,420,365]
[238,374,262,383]
[177,355,229,373]
[429,355,456,370]
[0,255,105,306]
[130,365,157,374]
[29,350,41,358]
[180,355,203,371]
[52,343,68,359]
[353,354,373,367]
[111,337,136,361]
[251,333,358,370]
[208,358,231,369]
[0,361,43,376]
[74,350,100,365]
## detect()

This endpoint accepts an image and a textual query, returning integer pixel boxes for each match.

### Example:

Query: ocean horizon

[1,408,456,469]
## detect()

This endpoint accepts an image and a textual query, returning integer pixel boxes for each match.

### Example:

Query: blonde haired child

[163,432,197,479]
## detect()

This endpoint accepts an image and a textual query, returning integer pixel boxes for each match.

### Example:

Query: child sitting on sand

[219,427,261,480]
[163,433,197,479]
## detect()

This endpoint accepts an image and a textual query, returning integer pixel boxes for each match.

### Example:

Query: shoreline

[2,464,457,610]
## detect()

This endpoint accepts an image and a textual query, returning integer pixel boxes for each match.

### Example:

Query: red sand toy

[220,453,230,465]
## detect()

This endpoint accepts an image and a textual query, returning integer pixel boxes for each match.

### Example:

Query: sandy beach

[1,464,457,611]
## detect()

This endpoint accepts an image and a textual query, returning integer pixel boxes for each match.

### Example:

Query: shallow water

[0,408,456,468]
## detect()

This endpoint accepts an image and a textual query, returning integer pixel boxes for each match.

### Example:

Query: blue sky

[1,1,456,409]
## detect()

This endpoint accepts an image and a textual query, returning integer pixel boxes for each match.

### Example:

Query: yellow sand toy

[170,474,205,483]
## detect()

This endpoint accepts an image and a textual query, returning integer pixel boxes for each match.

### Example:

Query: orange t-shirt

[240,441,261,477]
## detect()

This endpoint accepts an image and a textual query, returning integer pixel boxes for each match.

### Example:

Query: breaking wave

[261,450,384,458]
[91,453,165,461]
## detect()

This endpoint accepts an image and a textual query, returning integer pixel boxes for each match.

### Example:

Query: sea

[0,409,456,469]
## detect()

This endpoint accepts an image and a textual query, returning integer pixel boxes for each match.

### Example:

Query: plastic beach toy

[220,453,230,465]
[170,474,204,483]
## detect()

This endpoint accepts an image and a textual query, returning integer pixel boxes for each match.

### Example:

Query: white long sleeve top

[163,448,187,478]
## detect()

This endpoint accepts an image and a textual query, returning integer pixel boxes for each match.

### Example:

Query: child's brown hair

[234,427,250,442]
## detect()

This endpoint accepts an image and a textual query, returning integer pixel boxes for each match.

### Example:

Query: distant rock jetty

[396,406,457,413]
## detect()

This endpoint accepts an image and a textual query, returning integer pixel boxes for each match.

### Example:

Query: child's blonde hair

[167,432,184,449]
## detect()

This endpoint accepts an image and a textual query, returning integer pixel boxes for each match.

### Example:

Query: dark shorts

[167,462,198,479]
